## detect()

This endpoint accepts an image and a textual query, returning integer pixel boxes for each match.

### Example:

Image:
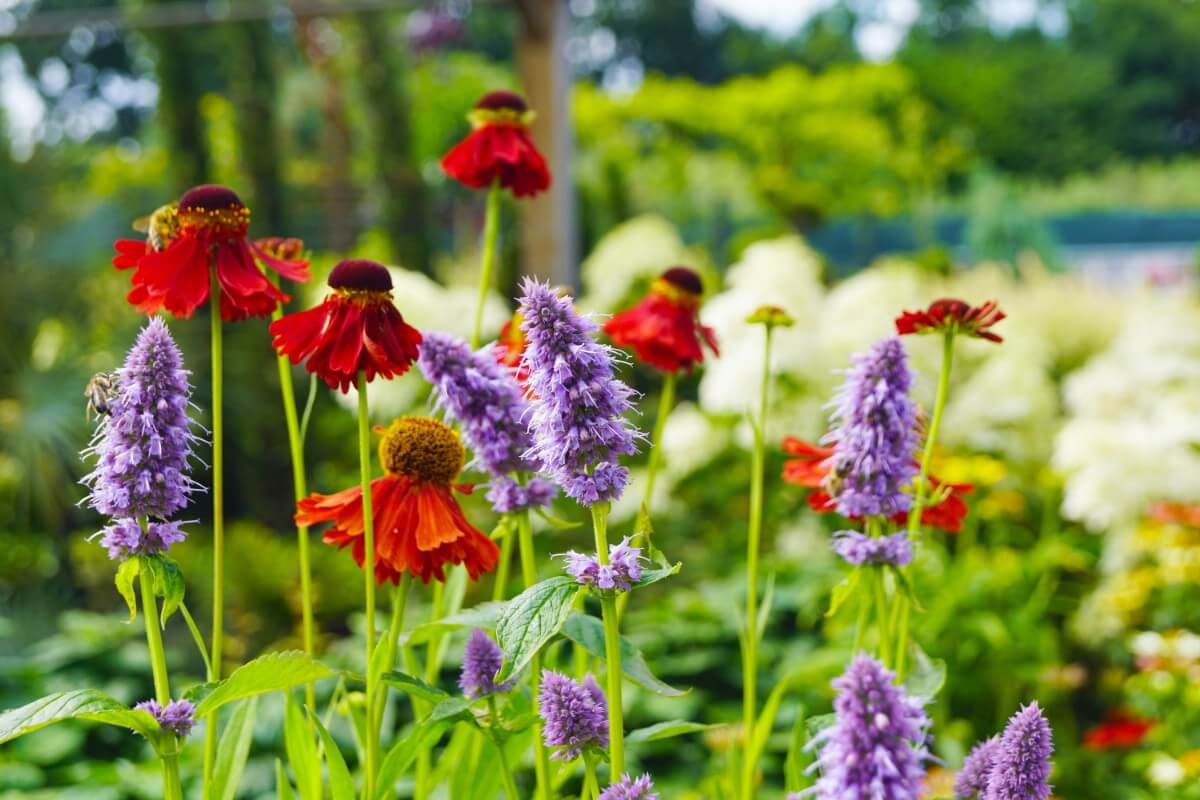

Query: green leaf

[0,690,159,745]
[635,561,682,588]
[626,720,716,743]
[889,567,925,613]
[826,567,862,618]
[561,614,687,696]
[380,672,450,705]
[756,571,776,639]
[143,555,185,625]
[805,712,836,738]
[399,602,505,647]
[179,602,212,678]
[750,672,802,766]
[308,709,355,800]
[904,642,947,703]
[275,759,297,800]
[284,694,320,800]
[376,718,453,800]
[428,696,475,723]
[194,651,334,718]
[784,705,809,792]
[211,697,257,800]
[534,508,583,530]
[115,559,140,622]
[489,514,517,541]
[633,502,654,538]
[494,577,581,683]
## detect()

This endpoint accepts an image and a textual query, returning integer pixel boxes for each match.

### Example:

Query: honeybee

[132,203,180,251]
[85,371,120,420]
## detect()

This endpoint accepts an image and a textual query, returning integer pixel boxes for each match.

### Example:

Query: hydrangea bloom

[561,537,644,592]
[97,519,188,561]
[954,736,1000,798]
[458,628,513,698]
[518,279,640,505]
[136,698,196,738]
[831,530,913,567]
[825,336,918,519]
[599,773,658,800]
[983,703,1053,800]
[810,654,929,800]
[417,331,554,512]
[538,670,608,760]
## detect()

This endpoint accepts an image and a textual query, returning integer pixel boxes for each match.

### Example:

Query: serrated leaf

[562,614,687,696]
[284,694,320,800]
[0,690,159,745]
[826,567,862,618]
[495,577,581,683]
[904,642,946,703]
[144,555,185,625]
[399,602,505,647]
[308,709,355,800]
[211,697,257,800]
[194,652,334,718]
[380,672,451,705]
[627,720,716,743]
[115,559,140,622]
[376,718,452,800]
[635,561,682,588]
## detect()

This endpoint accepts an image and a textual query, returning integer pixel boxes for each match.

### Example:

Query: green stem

[742,325,772,800]
[416,578,447,799]
[374,575,411,735]
[357,372,379,800]
[593,503,624,777]
[640,370,676,538]
[852,588,869,655]
[583,752,600,800]
[488,696,521,799]
[873,567,892,668]
[203,269,225,794]
[140,564,182,800]
[162,754,183,800]
[471,180,502,350]
[518,511,553,800]
[492,522,515,602]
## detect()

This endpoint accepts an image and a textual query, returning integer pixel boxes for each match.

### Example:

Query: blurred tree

[143,0,212,188]
[224,21,287,231]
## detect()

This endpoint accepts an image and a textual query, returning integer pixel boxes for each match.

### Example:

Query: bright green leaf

[380,672,450,705]
[194,651,334,718]
[143,555,185,625]
[211,697,257,800]
[561,614,687,696]
[0,690,159,745]
[826,567,862,618]
[626,720,716,743]
[376,718,452,800]
[904,642,946,703]
[495,577,581,683]
[635,561,682,588]
[283,694,320,800]
[399,602,505,647]
[308,709,355,800]
[275,759,297,800]
[115,559,140,623]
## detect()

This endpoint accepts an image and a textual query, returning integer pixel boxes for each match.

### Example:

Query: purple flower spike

[518,279,641,506]
[599,773,658,800]
[136,698,196,738]
[561,536,644,592]
[538,669,608,760]
[97,519,188,560]
[825,336,918,518]
[810,654,929,800]
[458,628,513,698]
[955,736,1000,799]
[82,317,202,520]
[983,703,1053,800]
[831,530,913,567]
[418,332,554,512]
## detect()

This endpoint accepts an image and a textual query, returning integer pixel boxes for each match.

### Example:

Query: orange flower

[895,298,1005,343]
[1148,501,1200,527]
[604,266,719,373]
[296,417,499,584]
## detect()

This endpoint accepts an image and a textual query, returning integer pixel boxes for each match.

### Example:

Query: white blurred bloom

[1148,755,1186,788]
[579,214,700,313]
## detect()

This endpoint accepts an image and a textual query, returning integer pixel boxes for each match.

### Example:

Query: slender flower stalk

[592,502,626,776]
[638,370,675,547]
[203,271,225,792]
[139,563,183,800]
[472,181,501,349]
[373,574,411,748]
[519,510,554,800]
[357,371,380,799]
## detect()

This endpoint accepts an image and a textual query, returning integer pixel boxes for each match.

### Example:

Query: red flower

[269,259,423,393]
[603,266,719,373]
[780,436,973,533]
[441,90,551,198]
[1148,501,1200,528]
[113,185,310,321]
[1083,711,1155,751]
[895,298,1005,343]
[297,417,499,584]
[493,310,530,385]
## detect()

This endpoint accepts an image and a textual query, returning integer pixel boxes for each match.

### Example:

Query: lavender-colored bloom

[561,536,644,592]
[486,474,557,514]
[538,669,608,760]
[831,530,913,567]
[136,698,196,738]
[518,279,640,506]
[954,736,1000,798]
[810,654,929,800]
[82,318,202,520]
[983,703,1053,800]
[825,337,918,519]
[97,518,188,560]
[458,628,513,698]
[599,773,658,800]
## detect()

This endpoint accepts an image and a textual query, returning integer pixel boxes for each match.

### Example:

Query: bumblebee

[85,370,120,419]
[132,203,180,252]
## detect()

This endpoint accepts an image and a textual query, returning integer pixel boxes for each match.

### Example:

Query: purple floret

[97,518,188,560]
[485,474,557,514]
[561,536,644,592]
[538,669,608,760]
[458,628,514,698]
[955,736,1000,798]
[599,773,658,800]
[983,703,1053,800]
[831,530,913,567]
[136,698,196,738]
[518,279,641,506]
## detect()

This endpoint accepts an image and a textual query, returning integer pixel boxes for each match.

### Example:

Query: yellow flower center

[468,107,536,130]
[378,417,464,484]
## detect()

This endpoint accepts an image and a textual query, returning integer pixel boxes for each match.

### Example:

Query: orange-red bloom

[269,259,423,393]
[296,417,499,584]
[604,266,719,373]
[441,90,551,198]
[1148,501,1200,527]
[895,298,1005,343]
[780,436,973,533]
[493,310,531,385]
[1083,710,1155,751]
[113,185,310,321]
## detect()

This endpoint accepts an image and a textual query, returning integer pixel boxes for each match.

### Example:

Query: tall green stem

[518,511,553,800]
[592,502,624,777]
[741,326,772,800]
[640,370,676,531]
[357,372,379,800]
[488,696,521,799]
[416,578,447,799]
[471,181,502,350]
[374,576,411,735]
[492,524,515,602]
[140,566,182,800]
[203,270,225,793]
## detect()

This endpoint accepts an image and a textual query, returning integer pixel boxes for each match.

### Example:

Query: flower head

[441,90,551,198]
[296,417,499,584]
[458,628,513,698]
[561,536,644,592]
[895,299,1005,343]
[1083,710,1154,751]
[538,670,608,760]
[518,279,640,505]
[97,519,188,561]
[485,475,556,514]
[604,266,719,373]
[983,703,1053,800]
[599,773,658,800]
[82,318,202,521]
[270,259,423,393]
[810,654,929,800]
[831,530,913,568]
[746,304,795,328]
[136,698,196,738]
[954,736,1000,799]
[825,337,919,519]
[113,185,310,321]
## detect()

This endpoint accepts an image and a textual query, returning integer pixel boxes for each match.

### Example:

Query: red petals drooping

[895,298,1005,343]
[441,91,551,198]
[269,259,423,393]
[604,266,719,373]
[112,184,311,321]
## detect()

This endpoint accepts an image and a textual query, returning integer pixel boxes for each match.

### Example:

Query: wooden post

[514,0,577,287]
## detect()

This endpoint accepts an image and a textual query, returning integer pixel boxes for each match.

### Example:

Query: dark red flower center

[328,259,393,293]
[475,90,528,113]
[179,184,245,212]
[660,266,703,295]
